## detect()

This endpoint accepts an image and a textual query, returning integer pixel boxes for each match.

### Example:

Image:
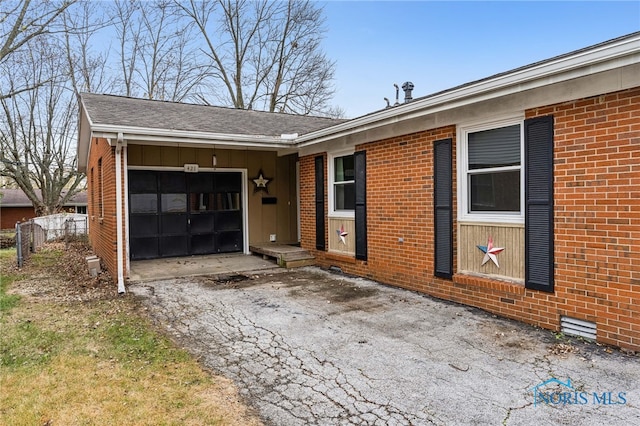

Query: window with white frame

[98,157,104,219]
[460,120,523,222]
[330,152,355,215]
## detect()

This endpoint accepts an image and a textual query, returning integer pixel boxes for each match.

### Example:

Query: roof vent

[561,316,596,340]
[402,81,414,103]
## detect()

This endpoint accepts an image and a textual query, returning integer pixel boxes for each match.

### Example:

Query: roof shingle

[80,93,346,137]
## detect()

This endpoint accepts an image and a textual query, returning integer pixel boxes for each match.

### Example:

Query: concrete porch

[128,253,280,282]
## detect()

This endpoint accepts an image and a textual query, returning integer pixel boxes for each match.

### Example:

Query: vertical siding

[328,217,355,255]
[127,145,299,245]
[458,223,524,280]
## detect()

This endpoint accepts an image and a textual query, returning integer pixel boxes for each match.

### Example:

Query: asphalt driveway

[129,267,639,425]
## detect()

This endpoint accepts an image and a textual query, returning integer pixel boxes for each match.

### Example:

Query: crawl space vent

[561,316,597,340]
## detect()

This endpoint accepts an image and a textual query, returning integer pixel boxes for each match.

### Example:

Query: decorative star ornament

[477,236,505,268]
[336,224,348,244]
[252,169,272,193]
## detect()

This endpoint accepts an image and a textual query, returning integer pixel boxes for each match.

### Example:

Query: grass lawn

[0,244,261,425]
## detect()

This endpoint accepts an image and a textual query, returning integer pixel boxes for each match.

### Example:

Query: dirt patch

[196,269,380,305]
[289,280,379,303]
[7,241,115,303]
[197,273,256,288]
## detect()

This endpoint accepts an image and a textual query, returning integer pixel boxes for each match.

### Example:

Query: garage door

[128,170,243,260]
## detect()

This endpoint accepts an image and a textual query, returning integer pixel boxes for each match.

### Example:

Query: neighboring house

[77,32,640,350]
[0,189,87,229]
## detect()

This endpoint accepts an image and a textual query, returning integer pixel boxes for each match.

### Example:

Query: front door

[129,170,243,260]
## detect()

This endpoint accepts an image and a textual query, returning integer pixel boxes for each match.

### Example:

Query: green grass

[0,248,21,312]
[0,320,61,367]
[0,245,260,425]
[99,313,191,366]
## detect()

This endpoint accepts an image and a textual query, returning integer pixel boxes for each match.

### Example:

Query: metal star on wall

[477,236,505,268]
[336,224,348,244]
[252,169,272,194]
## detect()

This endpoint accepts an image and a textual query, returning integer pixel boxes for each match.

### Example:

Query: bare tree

[177,0,336,115]
[110,0,141,97]
[109,0,208,101]
[0,36,84,215]
[135,0,208,101]
[62,0,114,96]
[0,0,76,99]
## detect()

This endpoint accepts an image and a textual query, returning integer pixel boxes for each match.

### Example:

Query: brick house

[78,32,640,349]
[0,188,87,229]
[77,94,345,292]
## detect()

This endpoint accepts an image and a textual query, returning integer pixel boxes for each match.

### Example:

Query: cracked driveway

[129,267,639,425]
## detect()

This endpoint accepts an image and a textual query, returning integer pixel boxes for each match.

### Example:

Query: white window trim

[457,115,525,224]
[328,150,355,218]
[98,158,104,220]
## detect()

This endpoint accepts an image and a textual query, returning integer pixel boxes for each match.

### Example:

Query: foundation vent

[561,316,596,340]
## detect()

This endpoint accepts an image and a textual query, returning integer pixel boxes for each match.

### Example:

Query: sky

[320,1,640,118]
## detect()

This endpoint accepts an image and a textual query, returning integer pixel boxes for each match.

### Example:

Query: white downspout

[124,145,130,277]
[115,132,126,293]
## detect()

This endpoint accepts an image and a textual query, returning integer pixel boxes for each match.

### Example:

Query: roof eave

[90,124,298,149]
[77,99,93,173]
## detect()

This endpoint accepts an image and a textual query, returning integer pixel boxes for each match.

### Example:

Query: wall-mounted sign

[184,163,199,173]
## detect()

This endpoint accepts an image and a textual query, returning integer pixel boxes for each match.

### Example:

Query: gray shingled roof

[80,93,346,137]
[0,189,87,207]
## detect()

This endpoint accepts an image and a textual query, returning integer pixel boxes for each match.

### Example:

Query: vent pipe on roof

[402,81,414,103]
[384,82,414,108]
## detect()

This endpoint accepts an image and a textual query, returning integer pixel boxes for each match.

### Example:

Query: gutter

[90,124,297,148]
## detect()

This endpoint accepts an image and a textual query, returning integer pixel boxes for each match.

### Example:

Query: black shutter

[354,150,367,260]
[434,138,453,279]
[315,155,325,251]
[525,115,554,292]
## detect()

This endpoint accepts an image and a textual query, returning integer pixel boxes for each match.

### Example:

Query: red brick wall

[529,88,640,348]
[299,154,326,254]
[1,207,36,229]
[301,126,456,286]
[300,87,640,350]
[87,137,121,283]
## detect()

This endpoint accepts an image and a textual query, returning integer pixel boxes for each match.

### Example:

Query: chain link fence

[15,214,88,267]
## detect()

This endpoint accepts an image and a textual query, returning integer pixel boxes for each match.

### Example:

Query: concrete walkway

[129,267,639,425]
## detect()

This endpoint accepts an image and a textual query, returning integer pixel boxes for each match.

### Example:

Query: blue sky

[321,1,640,117]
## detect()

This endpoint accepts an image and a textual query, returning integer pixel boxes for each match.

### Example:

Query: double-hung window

[330,152,355,215]
[460,119,524,223]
